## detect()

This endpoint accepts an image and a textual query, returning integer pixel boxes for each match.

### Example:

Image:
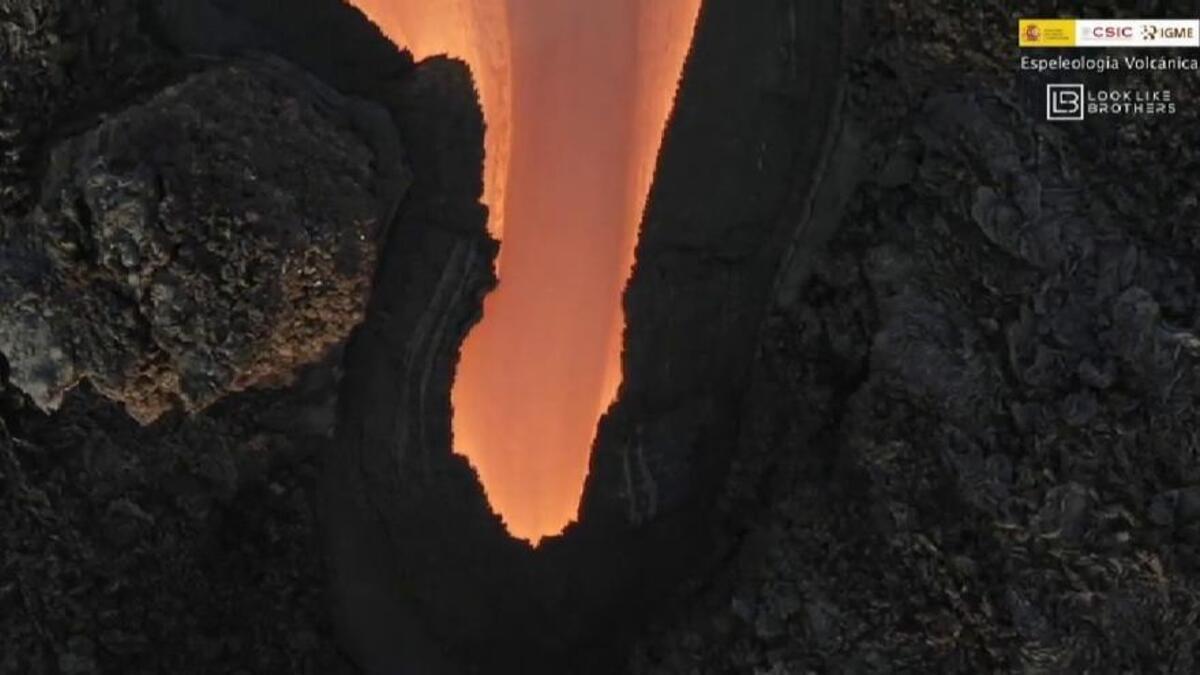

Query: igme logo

[1046,84,1085,121]
[1143,24,1196,41]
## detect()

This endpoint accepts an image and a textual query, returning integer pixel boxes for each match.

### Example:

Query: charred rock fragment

[0,57,404,422]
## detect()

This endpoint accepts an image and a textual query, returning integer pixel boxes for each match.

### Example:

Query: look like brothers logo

[1046,83,1176,121]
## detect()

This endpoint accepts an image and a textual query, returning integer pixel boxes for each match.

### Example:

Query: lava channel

[348,0,701,543]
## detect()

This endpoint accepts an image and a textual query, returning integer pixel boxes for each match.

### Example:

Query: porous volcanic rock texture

[629,0,1200,673]
[0,377,349,674]
[5,0,1200,673]
[1,55,401,422]
[1,0,410,671]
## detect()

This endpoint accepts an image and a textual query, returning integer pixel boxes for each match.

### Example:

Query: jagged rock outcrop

[1,2,414,671]
[0,56,403,422]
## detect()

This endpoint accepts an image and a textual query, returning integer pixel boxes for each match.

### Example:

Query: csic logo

[1046,83,1085,121]
[1090,24,1135,40]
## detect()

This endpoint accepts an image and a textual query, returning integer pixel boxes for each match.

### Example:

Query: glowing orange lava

[349,0,700,543]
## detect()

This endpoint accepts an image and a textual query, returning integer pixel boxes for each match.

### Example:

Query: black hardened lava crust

[6,1,1200,674]
[2,1,415,672]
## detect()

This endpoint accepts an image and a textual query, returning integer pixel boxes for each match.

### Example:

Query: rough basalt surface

[630,1,1200,672]
[5,0,1200,673]
[1,56,402,422]
[1,0,410,671]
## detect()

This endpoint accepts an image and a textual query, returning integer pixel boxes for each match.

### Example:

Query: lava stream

[349,0,701,543]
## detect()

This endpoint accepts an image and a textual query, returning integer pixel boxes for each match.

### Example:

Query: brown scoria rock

[0,55,406,422]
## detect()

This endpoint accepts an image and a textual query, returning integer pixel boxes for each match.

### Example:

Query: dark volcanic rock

[629,2,1200,673]
[323,53,515,675]
[0,377,352,674]
[1,56,404,422]
[2,2,409,672]
[9,0,1200,674]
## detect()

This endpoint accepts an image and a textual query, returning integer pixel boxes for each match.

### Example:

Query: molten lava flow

[346,0,512,239]
[350,0,701,543]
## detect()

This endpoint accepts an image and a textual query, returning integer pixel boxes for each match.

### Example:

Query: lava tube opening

[349,0,701,543]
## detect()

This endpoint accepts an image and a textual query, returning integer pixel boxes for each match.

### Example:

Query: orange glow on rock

[345,0,513,240]
[348,0,700,543]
